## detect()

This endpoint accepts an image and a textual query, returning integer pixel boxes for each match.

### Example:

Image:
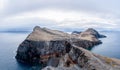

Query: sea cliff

[15,26,120,70]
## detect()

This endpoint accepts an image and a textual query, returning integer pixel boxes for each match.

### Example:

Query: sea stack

[15,26,120,70]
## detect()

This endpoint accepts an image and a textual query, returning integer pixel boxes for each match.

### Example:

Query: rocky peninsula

[16,26,120,70]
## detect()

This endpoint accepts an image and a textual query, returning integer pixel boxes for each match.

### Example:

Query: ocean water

[90,31,120,59]
[0,32,41,70]
[0,31,120,70]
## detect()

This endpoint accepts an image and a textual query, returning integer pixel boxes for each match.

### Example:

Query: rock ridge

[16,26,120,70]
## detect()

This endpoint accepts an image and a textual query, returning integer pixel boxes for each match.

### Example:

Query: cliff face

[42,45,120,70]
[16,40,68,64]
[16,39,101,65]
[16,26,120,70]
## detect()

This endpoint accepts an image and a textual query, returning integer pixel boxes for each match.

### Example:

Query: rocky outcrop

[42,45,120,70]
[78,28,106,42]
[72,31,81,35]
[81,28,106,38]
[72,28,106,42]
[16,26,111,70]
[27,26,73,41]
[16,40,70,64]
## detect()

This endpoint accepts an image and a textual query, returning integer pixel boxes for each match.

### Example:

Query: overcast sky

[0,0,120,31]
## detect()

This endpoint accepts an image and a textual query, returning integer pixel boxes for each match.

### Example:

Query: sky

[0,0,120,31]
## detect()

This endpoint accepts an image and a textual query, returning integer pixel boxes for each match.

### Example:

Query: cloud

[1,9,119,31]
[0,0,120,31]
[0,0,8,10]
[3,0,118,17]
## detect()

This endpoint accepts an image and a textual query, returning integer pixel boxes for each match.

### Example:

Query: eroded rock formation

[15,26,120,70]
[42,45,120,70]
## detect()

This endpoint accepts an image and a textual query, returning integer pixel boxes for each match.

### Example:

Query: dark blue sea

[0,31,120,70]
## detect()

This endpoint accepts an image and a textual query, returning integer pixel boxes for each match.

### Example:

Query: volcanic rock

[15,26,111,70]
[42,45,120,70]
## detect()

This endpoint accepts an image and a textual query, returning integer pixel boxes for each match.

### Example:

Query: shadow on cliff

[16,60,42,70]
[87,42,103,51]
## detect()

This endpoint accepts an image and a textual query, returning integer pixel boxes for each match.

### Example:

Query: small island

[15,26,120,70]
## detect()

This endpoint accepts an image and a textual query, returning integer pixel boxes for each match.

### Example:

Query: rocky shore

[15,26,120,70]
